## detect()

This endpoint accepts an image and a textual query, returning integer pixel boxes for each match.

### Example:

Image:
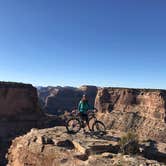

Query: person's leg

[85,114,91,131]
[79,113,86,133]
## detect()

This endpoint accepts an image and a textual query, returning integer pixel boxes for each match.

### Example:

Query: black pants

[79,112,89,124]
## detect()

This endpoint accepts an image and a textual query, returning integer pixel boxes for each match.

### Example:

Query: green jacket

[78,100,93,113]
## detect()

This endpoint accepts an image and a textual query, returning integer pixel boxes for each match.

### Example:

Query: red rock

[95,88,166,142]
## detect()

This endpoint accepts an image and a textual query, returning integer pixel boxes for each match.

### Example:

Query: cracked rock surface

[7,127,166,166]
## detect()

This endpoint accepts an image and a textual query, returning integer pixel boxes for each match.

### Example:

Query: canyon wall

[95,88,166,142]
[0,82,59,165]
[38,85,98,114]
[0,82,40,118]
[0,82,42,165]
[95,88,166,120]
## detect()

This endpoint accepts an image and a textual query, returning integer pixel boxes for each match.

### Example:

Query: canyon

[0,82,166,165]
[38,85,98,114]
[38,86,166,142]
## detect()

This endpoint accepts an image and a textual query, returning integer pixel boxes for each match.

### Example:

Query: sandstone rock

[0,82,60,165]
[7,127,166,166]
[7,126,119,166]
[101,152,113,158]
[95,88,166,143]
[95,88,166,121]
[0,82,40,118]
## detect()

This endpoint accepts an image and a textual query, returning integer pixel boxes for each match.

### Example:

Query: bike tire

[88,117,95,131]
[66,118,81,134]
[92,121,106,135]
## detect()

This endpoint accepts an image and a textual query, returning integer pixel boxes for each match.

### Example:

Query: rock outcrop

[38,85,98,114]
[0,82,59,165]
[95,88,166,119]
[0,82,40,118]
[95,88,166,143]
[7,127,166,166]
[0,82,41,165]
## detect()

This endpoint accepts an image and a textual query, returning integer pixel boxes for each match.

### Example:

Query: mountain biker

[78,94,94,131]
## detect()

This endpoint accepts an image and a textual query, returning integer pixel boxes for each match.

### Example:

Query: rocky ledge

[0,82,61,165]
[7,127,166,166]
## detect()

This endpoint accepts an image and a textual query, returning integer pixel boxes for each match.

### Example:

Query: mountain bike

[66,109,106,136]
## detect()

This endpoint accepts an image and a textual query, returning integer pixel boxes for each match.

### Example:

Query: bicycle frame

[68,110,98,129]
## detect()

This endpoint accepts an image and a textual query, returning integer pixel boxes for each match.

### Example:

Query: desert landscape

[1,1,166,166]
[0,82,166,166]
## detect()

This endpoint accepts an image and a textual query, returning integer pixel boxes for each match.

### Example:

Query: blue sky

[0,0,166,88]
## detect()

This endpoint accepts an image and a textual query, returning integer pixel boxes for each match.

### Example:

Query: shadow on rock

[141,139,166,164]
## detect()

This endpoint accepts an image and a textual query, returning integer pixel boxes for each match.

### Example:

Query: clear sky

[0,0,166,89]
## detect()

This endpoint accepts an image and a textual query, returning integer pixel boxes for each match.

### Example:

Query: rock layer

[0,82,39,118]
[95,88,166,120]
[95,88,166,142]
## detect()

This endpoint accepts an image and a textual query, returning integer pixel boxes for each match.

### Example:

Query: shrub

[118,132,139,155]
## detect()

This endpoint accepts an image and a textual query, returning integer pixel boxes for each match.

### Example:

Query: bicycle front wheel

[92,121,106,135]
[66,118,81,134]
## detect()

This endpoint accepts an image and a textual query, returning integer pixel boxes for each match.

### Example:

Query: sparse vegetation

[119,132,139,155]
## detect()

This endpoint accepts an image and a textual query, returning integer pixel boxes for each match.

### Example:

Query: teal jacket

[78,100,93,113]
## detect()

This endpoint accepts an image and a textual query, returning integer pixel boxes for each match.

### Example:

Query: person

[78,94,93,131]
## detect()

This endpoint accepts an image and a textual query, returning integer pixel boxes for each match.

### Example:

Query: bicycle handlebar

[70,108,98,116]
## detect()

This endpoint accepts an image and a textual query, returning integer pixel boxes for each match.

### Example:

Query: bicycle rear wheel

[92,121,106,135]
[88,117,95,131]
[66,118,81,134]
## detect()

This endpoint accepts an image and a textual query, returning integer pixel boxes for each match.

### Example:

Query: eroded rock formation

[95,88,166,142]
[0,82,39,117]
[7,127,166,166]
[95,88,166,119]
[0,82,59,165]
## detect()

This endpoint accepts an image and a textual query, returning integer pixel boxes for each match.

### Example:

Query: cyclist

[78,94,94,131]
